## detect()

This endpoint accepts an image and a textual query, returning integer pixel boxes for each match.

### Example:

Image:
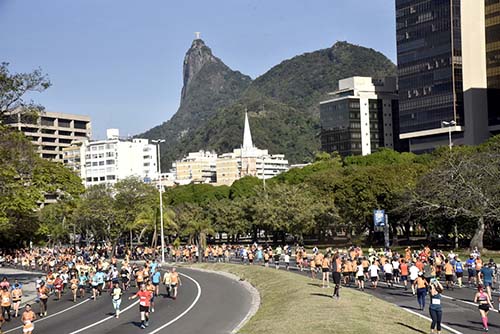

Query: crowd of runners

[0,243,499,333]
[0,246,183,333]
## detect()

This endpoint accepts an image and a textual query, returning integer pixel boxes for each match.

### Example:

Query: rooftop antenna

[195,32,201,40]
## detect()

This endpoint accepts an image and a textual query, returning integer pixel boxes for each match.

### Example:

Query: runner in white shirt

[383,262,394,288]
[356,262,365,291]
[409,264,420,295]
[368,261,380,289]
[392,260,400,283]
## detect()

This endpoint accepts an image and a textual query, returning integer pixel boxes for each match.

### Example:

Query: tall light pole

[441,120,459,249]
[152,139,166,263]
[441,120,456,150]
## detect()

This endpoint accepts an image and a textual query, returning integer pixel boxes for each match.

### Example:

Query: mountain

[138,39,252,167]
[140,40,396,168]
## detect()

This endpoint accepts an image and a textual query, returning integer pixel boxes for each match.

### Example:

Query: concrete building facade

[4,110,91,161]
[172,150,218,184]
[320,77,406,157]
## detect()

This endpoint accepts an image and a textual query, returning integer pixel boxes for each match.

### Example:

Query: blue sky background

[0,0,396,139]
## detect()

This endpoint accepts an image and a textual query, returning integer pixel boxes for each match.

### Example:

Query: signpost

[373,209,390,249]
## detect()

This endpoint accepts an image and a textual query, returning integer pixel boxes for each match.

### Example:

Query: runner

[21,304,36,334]
[443,259,454,291]
[310,255,316,280]
[355,260,365,291]
[146,281,156,313]
[332,255,341,299]
[120,264,130,291]
[54,274,63,300]
[429,279,444,334]
[409,262,420,295]
[368,260,380,289]
[129,284,152,329]
[466,255,476,286]
[110,282,123,318]
[383,260,394,288]
[151,268,161,297]
[474,285,495,332]
[0,287,10,322]
[321,254,331,289]
[170,268,181,300]
[69,275,79,302]
[163,269,171,298]
[78,271,88,299]
[414,272,428,310]
[400,259,409,291]
[284,252,290,270]
[37,282,49,317]
[454,257,464,288]
[479,262,495,300]
[11,283,22,317]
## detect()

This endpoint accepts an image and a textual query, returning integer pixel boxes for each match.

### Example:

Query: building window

[99,161,105,166]
[106,160,115,165]
[99,176,105,181]
[106,175,116,180]
[106,152,114,157]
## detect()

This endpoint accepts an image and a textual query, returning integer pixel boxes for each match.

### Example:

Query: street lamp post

[152,139,166,263]
[441,120,459,249]
[441,120,456,150]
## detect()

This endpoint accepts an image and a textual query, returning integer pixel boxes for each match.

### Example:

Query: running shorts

[357,275,364,281]
[401,275,408,281]
[445,275,453,282]
[333,272,341,284]
[456,272,463,278]
[479,304,489,311]
[371,276,378,282]
[274,255,280,262]
[385,273,393,281]
[322,268,329,273]
[139,305,149,313]
[484,281,493,287]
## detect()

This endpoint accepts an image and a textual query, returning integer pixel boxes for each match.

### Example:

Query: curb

[184,266,261,334]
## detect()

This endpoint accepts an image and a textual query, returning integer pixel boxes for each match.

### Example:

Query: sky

[0,0,396,139]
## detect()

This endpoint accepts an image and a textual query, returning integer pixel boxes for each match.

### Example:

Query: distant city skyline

[0,0,397,139]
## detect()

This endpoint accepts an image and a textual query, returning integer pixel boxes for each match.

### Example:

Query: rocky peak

[181,38,218,100]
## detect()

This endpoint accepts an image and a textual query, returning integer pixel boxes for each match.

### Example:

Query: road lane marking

[401,306,463,334]
[4,298,90,334]
[68,300,139,334]
[146,272,202,334]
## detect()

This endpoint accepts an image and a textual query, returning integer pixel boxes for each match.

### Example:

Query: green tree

[0,62,51,121]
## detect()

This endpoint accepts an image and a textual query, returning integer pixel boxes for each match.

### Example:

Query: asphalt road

[0,268,252,334]
[227,257,500,334]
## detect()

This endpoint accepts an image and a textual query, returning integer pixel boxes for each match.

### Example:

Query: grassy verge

[191,263,448,334]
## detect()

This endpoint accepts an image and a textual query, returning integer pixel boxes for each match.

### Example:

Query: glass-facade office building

[396,0,464,152]
[486,0,500,129]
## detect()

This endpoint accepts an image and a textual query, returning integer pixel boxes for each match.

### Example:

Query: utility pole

[152,139,166,263]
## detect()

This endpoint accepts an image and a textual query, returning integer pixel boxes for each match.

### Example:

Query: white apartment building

[81,129,158,187]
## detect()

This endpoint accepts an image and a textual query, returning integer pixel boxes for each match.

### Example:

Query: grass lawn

[192,263,448,334]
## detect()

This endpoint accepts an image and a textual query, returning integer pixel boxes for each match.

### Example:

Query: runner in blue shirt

[151,268,161,297]
[480,264,495,299]
[466,256,476,286]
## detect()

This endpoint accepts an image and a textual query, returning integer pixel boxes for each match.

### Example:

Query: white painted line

[4,298,90,334]
[68,299,139,334]
[401,306,463,334]
[146,272,202,334]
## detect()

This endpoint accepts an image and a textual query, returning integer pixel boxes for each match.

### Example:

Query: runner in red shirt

[129,284,152,329]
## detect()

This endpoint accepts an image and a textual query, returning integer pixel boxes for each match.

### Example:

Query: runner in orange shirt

[129,284,152,329]
[21,304,36,334]
[400,260,409,291]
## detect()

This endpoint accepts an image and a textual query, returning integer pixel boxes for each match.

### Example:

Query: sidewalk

[0,267,44,305]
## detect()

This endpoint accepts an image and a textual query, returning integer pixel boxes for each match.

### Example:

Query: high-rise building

[4,110,91,161]
[396,0,495,152]
[80,129,158,187]
[320,77,405,157]
[486,0,500,133]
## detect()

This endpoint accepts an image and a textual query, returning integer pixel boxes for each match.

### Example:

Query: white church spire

[243,110,254,150]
